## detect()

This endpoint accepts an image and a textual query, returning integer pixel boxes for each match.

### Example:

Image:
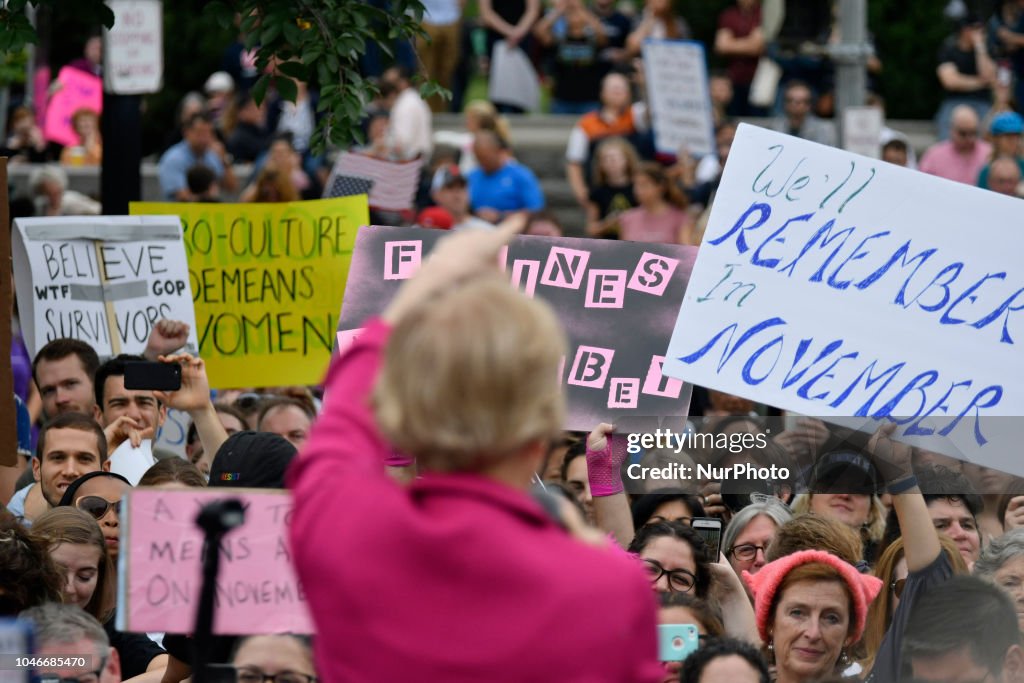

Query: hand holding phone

[692,517,723,563]
[124,361,182,391]
[658,624,699,662]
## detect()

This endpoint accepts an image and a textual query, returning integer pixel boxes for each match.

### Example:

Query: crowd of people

[4,1,1022,233]
[4,219,1024,682]
[4,1,1024,682]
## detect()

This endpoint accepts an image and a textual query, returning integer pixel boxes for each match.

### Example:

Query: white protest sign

[12,216,198,358]
[104,0,164,94]
[842,106,883,158]
[109,438,156,485]
[642,39,715,157]
[155,409,190,458]
[663,123,1024,476]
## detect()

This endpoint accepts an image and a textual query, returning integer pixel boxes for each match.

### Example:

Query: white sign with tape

[13,216,198,358]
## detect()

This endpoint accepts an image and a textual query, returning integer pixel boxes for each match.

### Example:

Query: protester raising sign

[43,67,103,147]
[131,197,367,388]
[12,216,198,358]
[662,123,1024,476]
[118,488,312,635]
[642,40,715,157]
[338,226,696,429]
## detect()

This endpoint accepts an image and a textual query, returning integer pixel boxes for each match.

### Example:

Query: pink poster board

[43,67,102,146]
[118,488,313,634]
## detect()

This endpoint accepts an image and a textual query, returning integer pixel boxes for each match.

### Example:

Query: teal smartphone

[658,624,699,662]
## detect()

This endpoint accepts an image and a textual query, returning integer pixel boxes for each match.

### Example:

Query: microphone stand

[192,499,246,683]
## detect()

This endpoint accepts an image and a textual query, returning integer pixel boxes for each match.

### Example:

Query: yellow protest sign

[131,197,367,388]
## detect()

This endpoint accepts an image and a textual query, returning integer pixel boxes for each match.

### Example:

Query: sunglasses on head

[76,495,121,520]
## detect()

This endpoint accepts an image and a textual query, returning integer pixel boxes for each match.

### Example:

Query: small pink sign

[120,488,312,635]
[44,67,103,147]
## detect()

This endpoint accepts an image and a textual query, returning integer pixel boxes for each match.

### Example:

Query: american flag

[323,174,375,199]
[325,153,423,211]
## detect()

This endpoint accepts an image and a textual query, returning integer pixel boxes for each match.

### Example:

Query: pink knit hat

[742,549,883,643]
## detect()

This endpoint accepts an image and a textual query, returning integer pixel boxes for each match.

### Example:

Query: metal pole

[24,4,36,109]
[833,0,869,144]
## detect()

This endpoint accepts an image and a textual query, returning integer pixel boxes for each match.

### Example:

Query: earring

[839,649,850,666]
[766,639,775,665]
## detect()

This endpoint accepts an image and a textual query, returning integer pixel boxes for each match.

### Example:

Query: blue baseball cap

[991,111,1024,136]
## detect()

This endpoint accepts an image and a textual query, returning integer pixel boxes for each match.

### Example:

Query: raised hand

[144,319,191,360]
[104,415,154,450]
[586,423,625,496]
[153,353,212,414]
[382,213,526,325]
[867,422,915,484]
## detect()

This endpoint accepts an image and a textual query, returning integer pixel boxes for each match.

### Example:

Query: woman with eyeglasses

[58,472,132,560]
[629,520,760,644]
[859,535,968,673]
[33,499,169,682]
[723,501,793,578]
[228,635,317,683]
[629,520,711,596]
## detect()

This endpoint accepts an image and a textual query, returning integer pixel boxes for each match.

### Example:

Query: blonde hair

[32,507,117,623]
[465,100,511,146]
[766,512,863,565]
[591,137,640,188]
[373,276,566,472]
[791,492,887,545]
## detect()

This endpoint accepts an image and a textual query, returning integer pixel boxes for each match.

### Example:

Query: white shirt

[421,0,461,25]
[565,101,649,163]
[390,88,433,160]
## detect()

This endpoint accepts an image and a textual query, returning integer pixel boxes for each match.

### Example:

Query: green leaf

[277,60,309,80]
[251,73,270,105]
[275,75,298,103]
[282,20,303,45]
[420,82,451,101]
[260,20,282,46]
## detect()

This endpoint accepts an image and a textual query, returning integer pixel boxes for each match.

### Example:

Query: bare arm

[124,654,168,683]
[581,9,608,46]
[708,558,760,644]
[477,0,514,34]
[714,26,764,57]
[586,423,634,549]
[868,424,941,572]
[532,8,562,46]
[154,354,229,462]
[515,0,541,36]
[937,62,991,91]
[974,34,997,84]
[566,162,589,206]
[158,655,189,683]
[625,17,654,58]
[585,201,602,236]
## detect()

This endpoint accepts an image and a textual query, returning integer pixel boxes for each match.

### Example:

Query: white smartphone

[691,517,723,562]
